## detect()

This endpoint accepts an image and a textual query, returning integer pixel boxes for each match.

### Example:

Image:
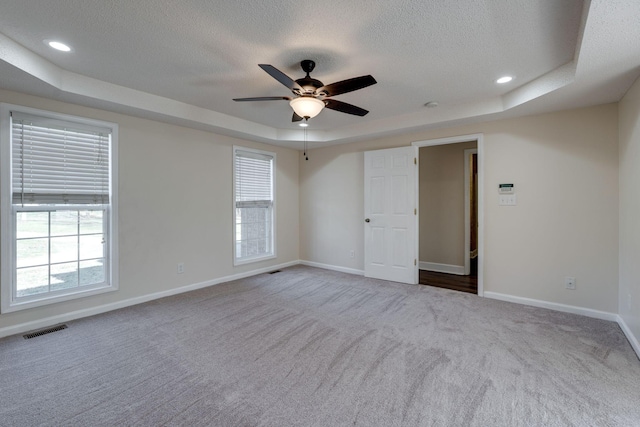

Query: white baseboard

[419,261,465,275]
[5,262,637,361]
[483,291,618,321]
[616,315,640,360]
[0,260,300,340]
[484,292,640,360]
[299,260,364,276]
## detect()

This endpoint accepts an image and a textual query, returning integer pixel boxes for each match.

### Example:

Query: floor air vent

[269,270,281,274]
[23,324,68,339]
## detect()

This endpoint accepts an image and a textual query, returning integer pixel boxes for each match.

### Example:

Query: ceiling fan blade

[324,99,369,116]
[259,64,303,92]
[233,96,290,102]
[318,75,377,97]
[292,112,304,122]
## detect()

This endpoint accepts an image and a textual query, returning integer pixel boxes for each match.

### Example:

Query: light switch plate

[499,194,517,206]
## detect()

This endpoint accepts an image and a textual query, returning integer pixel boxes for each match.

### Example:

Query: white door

[364,146,418,284]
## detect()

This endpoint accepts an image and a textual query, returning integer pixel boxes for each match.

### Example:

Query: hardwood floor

[419,258,477,294]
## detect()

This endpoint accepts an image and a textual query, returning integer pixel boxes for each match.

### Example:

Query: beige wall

[419,142,476,267]
[0,89,299,331]
[0,87,624,331]
[300,104,619,313]
[619,75,640,343]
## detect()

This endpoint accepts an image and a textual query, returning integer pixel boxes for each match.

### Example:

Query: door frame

[412,134,484,296]
[464,148,478,276]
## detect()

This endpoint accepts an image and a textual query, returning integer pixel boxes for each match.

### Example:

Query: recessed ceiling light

[47,41,71,52]
[299,122,309,127]
[424,101,439,108]
[496,76,513,84]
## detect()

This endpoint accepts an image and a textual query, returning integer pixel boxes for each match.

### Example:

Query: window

[0,105,118,312]
[233,146,275,264]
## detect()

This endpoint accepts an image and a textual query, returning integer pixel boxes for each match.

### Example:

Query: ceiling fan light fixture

[290,97,325,119]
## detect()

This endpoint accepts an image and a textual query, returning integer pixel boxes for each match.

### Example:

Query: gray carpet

[1,265,639,426]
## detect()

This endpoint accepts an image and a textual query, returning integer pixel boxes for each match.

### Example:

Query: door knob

[365,218,370,223]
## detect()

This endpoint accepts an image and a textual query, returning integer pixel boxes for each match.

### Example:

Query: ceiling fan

[233,60,376,122]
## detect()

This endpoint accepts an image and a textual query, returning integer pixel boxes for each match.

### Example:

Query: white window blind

[234,148,274,262]
[234,149,273,208]
[11,112,111,205]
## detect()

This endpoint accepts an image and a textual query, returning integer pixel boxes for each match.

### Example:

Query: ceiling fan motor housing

[293,60,324,95]
[294,77,324,95]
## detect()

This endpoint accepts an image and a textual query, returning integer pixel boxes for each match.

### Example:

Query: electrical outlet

[565,277,576,290]
[349,250,355,258]
[177,262,185,274]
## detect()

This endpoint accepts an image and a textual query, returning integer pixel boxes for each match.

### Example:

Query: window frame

[0,104,119,313]
[232,145,276,266]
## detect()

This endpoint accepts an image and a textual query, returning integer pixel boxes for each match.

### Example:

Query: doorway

[413,134,483,295]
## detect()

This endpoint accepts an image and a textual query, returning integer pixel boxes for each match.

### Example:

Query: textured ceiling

[0,0,639,148]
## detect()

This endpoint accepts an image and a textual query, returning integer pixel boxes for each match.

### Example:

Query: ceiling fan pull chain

[304,126,309,161]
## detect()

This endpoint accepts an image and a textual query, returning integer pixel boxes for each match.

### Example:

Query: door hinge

[414,157,417,165]
[414,259,417,266]
[414,208,417,215]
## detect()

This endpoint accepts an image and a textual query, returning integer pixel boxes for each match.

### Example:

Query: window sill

[233,254,276,267]
[1,283,118,314]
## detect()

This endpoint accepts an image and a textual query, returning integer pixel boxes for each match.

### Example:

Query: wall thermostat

[499,183,514,194]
